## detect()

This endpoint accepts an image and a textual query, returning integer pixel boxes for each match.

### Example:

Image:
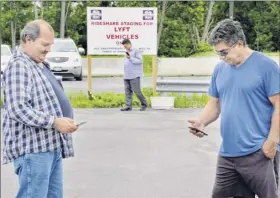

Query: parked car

[45,38,85,81]
[1,44,12,74]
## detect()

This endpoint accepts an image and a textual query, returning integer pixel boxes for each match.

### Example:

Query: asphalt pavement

[1,108,221,198]
[1,108,279,198]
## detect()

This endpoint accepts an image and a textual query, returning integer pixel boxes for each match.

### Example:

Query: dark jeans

[124,77,148,108]
[212,149,279,198]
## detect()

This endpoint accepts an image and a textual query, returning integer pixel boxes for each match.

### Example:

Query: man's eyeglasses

[215,43,236,57]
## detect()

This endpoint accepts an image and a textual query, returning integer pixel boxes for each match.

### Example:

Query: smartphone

[188,127,208,136]
[126,52,130,56]
[77,121,87,127]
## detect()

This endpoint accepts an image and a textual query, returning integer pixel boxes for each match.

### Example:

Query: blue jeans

[13,149,63,198]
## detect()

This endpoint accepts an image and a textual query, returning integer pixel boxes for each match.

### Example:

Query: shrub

[196,42,213,53]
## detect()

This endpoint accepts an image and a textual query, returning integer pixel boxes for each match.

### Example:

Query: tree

[1,1,279,55]
[1,1,33,47]
[201,0,215,42]
[40,2,61,37]
[157,1,168,51]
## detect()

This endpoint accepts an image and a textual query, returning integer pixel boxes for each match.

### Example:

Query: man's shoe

[120,107,132,111]
[140,106,147,111]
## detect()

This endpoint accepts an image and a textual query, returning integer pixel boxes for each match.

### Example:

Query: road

[62,76,211,93]
[1,108,220,198]
[2,109,278,198]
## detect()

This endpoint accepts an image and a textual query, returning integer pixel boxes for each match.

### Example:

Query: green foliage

[1,1,34,46]
[0,88,209,109]
[1,1,279,56]
[212,1,280,52]
[41,2,61,37]
[66,88,209,108]
[143,56,153,74]
[195,42,213,53]
[172,92,210,108]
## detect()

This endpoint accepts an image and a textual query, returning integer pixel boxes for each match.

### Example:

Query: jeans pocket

[13,156,23,175]
[56,148,62,161]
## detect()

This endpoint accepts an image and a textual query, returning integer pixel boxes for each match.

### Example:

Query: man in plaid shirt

[2,19,78,198]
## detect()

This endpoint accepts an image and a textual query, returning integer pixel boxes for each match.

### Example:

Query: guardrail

[156,79,211,93]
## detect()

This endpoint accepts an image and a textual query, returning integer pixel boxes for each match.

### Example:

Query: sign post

[87,55,92,93]
[152,55,157,96]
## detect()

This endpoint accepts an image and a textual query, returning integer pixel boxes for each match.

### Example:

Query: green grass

[0,88,210,109]
[66,88,210,108]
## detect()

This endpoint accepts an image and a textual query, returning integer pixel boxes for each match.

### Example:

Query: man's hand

[262,138,278,159]
[188,119,206,138]
[53,117,78,134]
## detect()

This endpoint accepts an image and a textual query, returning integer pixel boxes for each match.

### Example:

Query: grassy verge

[67,88,209,108]
[0,88,209,108]
[1,88,209,109]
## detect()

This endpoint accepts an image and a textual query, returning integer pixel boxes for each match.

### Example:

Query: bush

[196,42,213,53]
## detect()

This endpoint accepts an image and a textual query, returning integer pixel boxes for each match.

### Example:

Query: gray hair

[20,19,54,43]
[208,19,247,46]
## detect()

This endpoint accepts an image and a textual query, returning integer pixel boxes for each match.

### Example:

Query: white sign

[87,7,157,55]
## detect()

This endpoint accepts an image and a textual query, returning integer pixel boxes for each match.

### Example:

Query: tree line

[0,1,279,57]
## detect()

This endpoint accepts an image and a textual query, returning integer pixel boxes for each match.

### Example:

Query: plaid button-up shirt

[1,47,74,164]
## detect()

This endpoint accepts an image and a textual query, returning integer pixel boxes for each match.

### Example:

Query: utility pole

[10,0,16,48]
[229,0,234,19]
[60,0,66,38]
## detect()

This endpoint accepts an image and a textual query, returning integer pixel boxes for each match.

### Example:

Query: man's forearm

[198,98,220,127]
[268,107,280,143]
[7,102,55,129]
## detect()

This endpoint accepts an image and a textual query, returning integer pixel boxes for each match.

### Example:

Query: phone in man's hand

[126,52,130,56]
[76,121,87,127]
[188,126,208,136]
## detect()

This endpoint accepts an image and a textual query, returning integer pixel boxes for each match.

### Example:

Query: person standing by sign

[120,39,148,111]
